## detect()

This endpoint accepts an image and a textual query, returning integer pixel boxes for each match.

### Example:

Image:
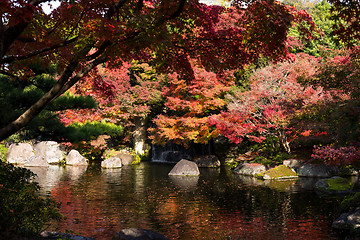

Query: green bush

[0,162,62,238]
[0,144,7,162]
[250,135,293,167]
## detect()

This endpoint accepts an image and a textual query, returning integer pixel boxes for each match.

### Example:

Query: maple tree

[286,0,345,57]
[209,53,345,153]
[0,0,188,141]
[58,61,164,152]
[328,0,360,46]
[147,2,317,147]
[148,62,233,147]
[0,0,316,143]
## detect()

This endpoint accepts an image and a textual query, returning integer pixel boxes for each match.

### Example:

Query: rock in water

[113,228,170,240]
[101,157,122,168]
[193,155,221,168]
[117,153,135,165]
[298,163,340,177]
[34,141,65,164]
[24,155,49,167]
[332,208,360,230]
[168,159,200,176]
[7,143,35,165]
[233,163,266,177]
[66,150,88,166]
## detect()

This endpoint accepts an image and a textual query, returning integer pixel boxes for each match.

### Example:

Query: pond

[27,163,345,240]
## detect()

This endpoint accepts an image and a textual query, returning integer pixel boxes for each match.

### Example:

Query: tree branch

[57,55,108,97]
[1,37,78,64]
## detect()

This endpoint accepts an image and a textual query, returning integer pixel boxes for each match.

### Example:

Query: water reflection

[66,165,88,181]
[25,163,342,240]
[169,176,199,190]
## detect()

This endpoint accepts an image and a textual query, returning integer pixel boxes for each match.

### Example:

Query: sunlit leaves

[149,61,232,147]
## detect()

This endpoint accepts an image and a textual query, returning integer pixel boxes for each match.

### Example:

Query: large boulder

[332,208,360,230]
[113,228,170,240]
[168,159,200,176]
[66,150,88,166]
[34,141,65,164]
[24,155,49,167]
[233,163,266,177]
[106,150,136,165]
[314,176,354,195]
[261,165,298,180]
[101,157,122,168]
[298,163,340,177]
[117,153,135,165]
[7,142,35,165]
[193,155,221,168]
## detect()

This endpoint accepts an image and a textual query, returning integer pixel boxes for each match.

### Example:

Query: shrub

[0,162,61,238]
[0,144,7,162]
[311,144,360,166]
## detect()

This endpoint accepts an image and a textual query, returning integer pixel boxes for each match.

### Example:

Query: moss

[259,165,298,180]
[104,149,123,158]
[341,192,360,212]
[326,177,353,191]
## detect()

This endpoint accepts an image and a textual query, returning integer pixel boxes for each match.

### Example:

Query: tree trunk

[0,55,106,141]
[133,116,149,155]
[278,130,291,154]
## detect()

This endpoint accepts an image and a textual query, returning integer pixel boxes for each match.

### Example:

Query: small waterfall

[151,141,213,163]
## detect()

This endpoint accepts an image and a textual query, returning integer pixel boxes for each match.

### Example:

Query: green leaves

[0,162,62,237]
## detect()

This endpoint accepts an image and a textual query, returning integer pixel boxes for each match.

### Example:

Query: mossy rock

[341,192,360,212]
[259,165,298,180]
[315,176,354,195]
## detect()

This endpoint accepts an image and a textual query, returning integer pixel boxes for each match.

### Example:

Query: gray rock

[168,159,200,176]
[34,141,65,164]
[113,228,170,240]
[332,208,360,230]
[102,157,122,168]
[283,159,303,171]
[41,231,96,240]
[7,142,35,165]
[66,150,88,166]
[117,153,135,165]
[194,155,221,168]
[24,155,49,167]
[233,163,266,177]
[298,163,340,177]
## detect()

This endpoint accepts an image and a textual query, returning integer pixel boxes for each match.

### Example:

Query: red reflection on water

[48,174,338,240]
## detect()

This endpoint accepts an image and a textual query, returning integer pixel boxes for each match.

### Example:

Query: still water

[27,163,344,240]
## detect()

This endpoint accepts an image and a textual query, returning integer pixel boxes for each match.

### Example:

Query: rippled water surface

[27,163,344,240]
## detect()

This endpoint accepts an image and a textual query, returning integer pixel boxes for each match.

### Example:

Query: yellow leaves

[150,114,218,147]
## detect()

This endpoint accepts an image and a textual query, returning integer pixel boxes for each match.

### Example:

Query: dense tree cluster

[0,0,359,166]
